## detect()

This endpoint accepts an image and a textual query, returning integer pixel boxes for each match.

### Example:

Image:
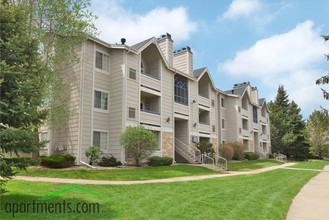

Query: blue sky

[89,0,329,118]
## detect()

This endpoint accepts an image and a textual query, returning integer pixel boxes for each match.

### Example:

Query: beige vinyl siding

[173,50,193,76]
[161,68,174,130]
[225,96,239,143]
[108,49,124,158]
[189,80,198,136]
[126,53,139,123]
[210,89,217,140]
[80,40,95,160]
[157,38,173,67]
[48,46,82,158]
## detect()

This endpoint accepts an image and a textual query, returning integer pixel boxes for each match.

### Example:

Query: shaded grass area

[16,165,217,181]
[227,159,283,171]
[1,169,318,220]
[290,159,329,170]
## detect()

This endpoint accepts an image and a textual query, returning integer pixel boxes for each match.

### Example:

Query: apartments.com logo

[4,186,102,217]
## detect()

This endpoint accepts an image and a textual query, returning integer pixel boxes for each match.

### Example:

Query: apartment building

[39,33,271,163]
[219,83,271,157]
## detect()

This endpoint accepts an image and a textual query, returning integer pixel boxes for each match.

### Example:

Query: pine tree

[0,3,47,193]
[316,35,329,100]
[269,86,309,158]
[269,85,290,153]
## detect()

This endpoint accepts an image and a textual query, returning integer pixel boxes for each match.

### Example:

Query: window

[174,75,188,105]
[242,118,248,130]
[94,90,108,110]
[212,125,215,132]
[221,119,225,129]
[40,132,48,141]
[221,98,225,108]
[93,131,108,151]
[129,68,136,80]
[262,125,266,134]
[95,51,109,71]
[211,99,215,107]
[129,107,135,118]
[253,106,258,123]
[238,106,241,113]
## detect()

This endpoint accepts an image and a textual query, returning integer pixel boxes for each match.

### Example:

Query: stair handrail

[191,145,202,163]
[215,154,228,171]
[175,138,196,161]
[201,153,215,165]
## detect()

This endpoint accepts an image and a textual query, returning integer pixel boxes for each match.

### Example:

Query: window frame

[95,50,110,74]
[128,107,136,119]
[174,75,189,106]
[92,130,108,151]
[94,89,109,113]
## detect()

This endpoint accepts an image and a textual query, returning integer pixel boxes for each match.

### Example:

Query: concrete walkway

[286,165,329,220]
[14,162,295,185]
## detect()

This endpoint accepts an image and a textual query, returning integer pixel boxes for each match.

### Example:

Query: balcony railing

[141,70,160,80]
[141,109,160,115]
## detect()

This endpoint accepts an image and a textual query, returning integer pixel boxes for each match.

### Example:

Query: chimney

[173,46,193,76]
[157,33,173,66]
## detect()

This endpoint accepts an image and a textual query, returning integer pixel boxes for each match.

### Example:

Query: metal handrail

[141,70,161,80]
[202,153,215,165]
[175,138,196,162]
[191,145,202,163]
[215,155,228,171]
[140,109,160,115]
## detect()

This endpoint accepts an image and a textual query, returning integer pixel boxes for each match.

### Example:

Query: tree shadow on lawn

[0,188,116,219]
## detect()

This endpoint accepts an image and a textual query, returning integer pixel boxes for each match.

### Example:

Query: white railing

[202,153,214,165]
[175,138,199,163]
[274,153,287,163]
[215,155,228,171]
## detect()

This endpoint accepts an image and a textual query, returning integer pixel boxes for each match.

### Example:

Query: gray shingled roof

[131,37,154,51]
[259,98,265,105]
[193,67,207,78]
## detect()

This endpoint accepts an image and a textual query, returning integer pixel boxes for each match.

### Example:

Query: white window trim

[92,129,109,151]
[95,50,110,75]
[93,88,110,113]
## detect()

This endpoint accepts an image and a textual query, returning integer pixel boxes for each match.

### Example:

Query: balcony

[140,111,161,126]
[141,72,161,91]
[199,122,211,133]
[198,95,210,108]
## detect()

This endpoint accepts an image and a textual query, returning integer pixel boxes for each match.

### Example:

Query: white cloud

[90,0,197,45]
[218,20,329,117]
[221,0,290,29]
[223,0,262,19]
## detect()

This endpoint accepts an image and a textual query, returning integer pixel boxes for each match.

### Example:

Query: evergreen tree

[269,86,309,158]
[269,86,290,153]
[0,3,47,193]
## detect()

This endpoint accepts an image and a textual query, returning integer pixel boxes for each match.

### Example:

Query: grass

[290,159,329,170]
[227,159,283,171]
[16,165,218,181]
[0,168,319,220]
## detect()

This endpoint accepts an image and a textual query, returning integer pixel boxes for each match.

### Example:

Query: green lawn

[227,159,283,171]
[1,169,318,220]
[290,159,329,170]
[17,165,218,180]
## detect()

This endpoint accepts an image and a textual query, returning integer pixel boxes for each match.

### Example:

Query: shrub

[197,142,215,157]
[268,154,274,159]
[98,155,122,167]
[231,142,245,160]
[85,146,103,165]
[244,152,259,160]
[147,156,173,166]
[219,144,234,160]
[40,154,76,168]
[120,126,157,166]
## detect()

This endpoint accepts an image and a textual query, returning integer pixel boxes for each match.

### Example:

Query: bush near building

[147,156,173,166]
[40,154,76,168]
